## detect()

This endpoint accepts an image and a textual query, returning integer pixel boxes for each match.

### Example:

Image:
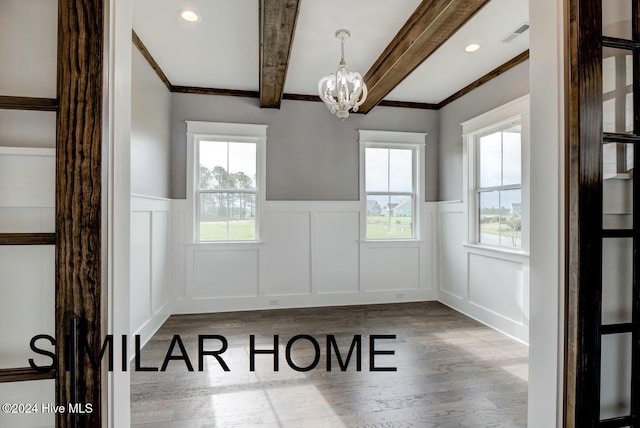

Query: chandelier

[318,29,368,120]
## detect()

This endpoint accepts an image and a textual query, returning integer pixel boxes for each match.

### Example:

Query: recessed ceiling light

[465,43,481,53]
[180,9,200,22]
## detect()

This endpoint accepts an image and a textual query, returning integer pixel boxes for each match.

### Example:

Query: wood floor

[130,302,528,427]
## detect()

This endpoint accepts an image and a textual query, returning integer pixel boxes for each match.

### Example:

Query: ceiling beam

[360,0,490,113]
[132,30,516,112]
[132,30,172,91]
[438,50,529,108]
[259,0,300,108]
[172,86,259,98]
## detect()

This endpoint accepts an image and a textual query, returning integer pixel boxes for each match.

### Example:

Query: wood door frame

[565,0,604,425]
[565,0,640,426]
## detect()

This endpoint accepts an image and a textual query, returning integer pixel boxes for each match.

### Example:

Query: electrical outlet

[396,293,404,300]
[269,299,279,306]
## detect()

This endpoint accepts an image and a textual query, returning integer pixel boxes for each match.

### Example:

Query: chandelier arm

[358,83,368,106]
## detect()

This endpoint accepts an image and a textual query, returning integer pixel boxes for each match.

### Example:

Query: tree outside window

[198,140,257,241]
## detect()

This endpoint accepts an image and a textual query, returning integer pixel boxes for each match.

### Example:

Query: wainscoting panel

[361,246,421,292]
[264,211,311,296]
[130,195,172,346]
[438,206,467,300]
[174,201,434,314]
[130,211,152,331]
[437,201,529,343]
[172,202,187,300]
[151,211,170,313]
[315,212,359,294]
[468,253,524,324]
[191,248,259,299]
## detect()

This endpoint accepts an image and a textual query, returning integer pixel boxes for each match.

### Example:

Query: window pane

[603,143,634,229]
[389,148,413,192]
[366,195,389,239]
[479,191,500,246]
[602,238,633,325]
[366,195,413,239]
[603,98,616,134]
[502,129,521,186]
[228,142,256,189]
[603,55,616,94]
[602,48,634,134]
[625,92,633,133]
[366,196,383,217]
[199,192,257,241]
[478,132,502,188]
[603,0,632,40]
[0,380,55,428]
[388,195,413,238]
[600,333,632,419]
[199,141,228,189]
[365,148,389,192]
[199,193,228,240]
[228,193,256,240]
[499,189,522,248]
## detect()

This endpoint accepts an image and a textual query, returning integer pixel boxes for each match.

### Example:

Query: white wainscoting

[437,201,530,343]
[130,195,172,346]
[173,201,435,314]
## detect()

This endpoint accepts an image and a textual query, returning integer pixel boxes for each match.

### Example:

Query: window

[198,140,257,240]
[463,94,529,251]
[359,130,425,240]
[475,125,522,248]
[187,121,266,242]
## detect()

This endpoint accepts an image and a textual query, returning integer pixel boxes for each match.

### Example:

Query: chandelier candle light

[318,29,368,120]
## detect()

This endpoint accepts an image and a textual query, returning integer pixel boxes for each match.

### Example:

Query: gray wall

[170,93,439,201]
[131,45,172,198]
[438,60,530,201]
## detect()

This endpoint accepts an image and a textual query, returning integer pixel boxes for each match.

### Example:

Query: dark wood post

[566,0,604,426]
[56,0,105,426]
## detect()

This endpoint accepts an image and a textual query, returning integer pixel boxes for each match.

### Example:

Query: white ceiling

[133,0,529,105]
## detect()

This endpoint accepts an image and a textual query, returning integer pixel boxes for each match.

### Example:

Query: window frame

[186,121,267,244]
[359,130,426,241]
[463,95,530,253]
[473,124,523,248]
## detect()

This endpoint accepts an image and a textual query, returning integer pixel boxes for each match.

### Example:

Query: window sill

[462,242,529,259]
[359,239,423,247]
[361,238,418,242]
[187,241,262,247]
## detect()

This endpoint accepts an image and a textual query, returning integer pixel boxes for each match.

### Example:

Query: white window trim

[462,94,530,253]
[186,121,267,244]
[358,130,427,241]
